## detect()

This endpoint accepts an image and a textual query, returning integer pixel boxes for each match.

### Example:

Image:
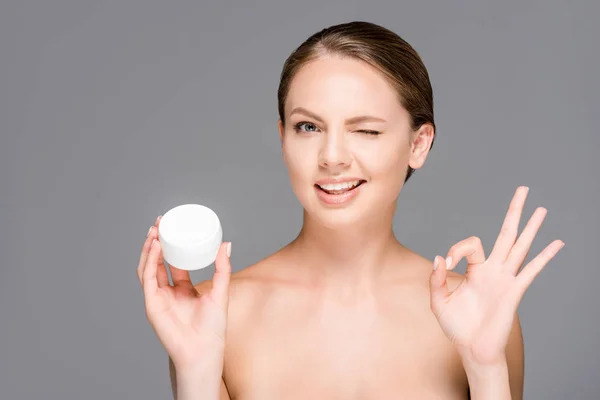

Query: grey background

[1,0,598,399]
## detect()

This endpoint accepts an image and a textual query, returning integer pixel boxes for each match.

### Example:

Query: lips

[315,180,366,194]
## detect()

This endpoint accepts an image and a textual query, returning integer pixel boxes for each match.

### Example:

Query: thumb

[429,256,449,315]
[211,242,232,310]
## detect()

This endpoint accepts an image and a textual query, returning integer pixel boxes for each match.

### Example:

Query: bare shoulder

[193,255,281,298]
[193,252,288,325]
[187,262,280,400]
[399,250,466,290]
[404,251,524,399]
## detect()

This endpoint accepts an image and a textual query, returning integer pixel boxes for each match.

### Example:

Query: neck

[288,205,406,299]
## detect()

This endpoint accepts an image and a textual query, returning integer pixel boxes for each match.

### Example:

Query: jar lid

[158,204,223,271]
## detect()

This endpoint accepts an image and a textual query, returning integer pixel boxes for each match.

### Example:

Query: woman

[137,21,564,400]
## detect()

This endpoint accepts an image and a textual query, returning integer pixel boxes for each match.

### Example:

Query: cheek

[355,137,408,178]
[354,139,409,204]
[282,141,314,182]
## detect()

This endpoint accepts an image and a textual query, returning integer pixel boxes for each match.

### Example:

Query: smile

[316,180,365,194]
[314,179,366,205]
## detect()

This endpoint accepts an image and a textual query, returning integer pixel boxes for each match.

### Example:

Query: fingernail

[147,226,152,237]
[433,256,439,270]
[445,256,452,270]
[152,239,157,246]
[156,216,161,224]
[226,242,232,258]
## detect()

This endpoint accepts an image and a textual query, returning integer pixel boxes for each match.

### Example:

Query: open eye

[293,121,320,133]
[293,122,381,136]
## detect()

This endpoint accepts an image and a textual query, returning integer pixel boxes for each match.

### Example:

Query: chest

[223,293,469,400]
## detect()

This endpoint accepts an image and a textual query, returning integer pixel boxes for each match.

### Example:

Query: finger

[151,215,171,287]
[505,207,548,275]
[136,216,162,286]
[154,239,170,289]
[489,186,529,263]
[170,264,193,288]
[211,242,232,310]
[445,236,486,270]
[430,256,449,316]
[142,239,161,296]
[516,240,564,295]
[137,225,155,286]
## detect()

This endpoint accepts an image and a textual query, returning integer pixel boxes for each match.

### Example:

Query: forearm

[173,359,224,400]
[174,370,216,400]
[461,355,512,400]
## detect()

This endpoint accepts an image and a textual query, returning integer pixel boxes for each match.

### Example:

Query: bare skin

[185,241,523,400]
[141,54,563,400]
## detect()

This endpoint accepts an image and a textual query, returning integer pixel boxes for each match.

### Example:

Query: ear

[408,123,435,170]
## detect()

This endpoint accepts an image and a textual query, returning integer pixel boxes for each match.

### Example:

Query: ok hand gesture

[429,186,564,365]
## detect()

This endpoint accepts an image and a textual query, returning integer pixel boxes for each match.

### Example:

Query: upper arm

[169,356,231,400]
[505,312,525,400]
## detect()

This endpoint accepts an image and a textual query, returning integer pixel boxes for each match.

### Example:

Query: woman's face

[279,55,433,229]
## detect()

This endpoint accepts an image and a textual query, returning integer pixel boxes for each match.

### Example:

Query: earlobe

[408,124,435,169]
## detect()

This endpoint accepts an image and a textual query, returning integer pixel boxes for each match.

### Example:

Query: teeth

[318,180,360,191]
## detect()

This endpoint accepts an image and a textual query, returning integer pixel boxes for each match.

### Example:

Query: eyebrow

[290,107,387,125]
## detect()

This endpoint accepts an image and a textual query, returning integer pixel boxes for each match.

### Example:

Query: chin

[311,209,365,230]
[303,196,376,230]
[294,182,393,229]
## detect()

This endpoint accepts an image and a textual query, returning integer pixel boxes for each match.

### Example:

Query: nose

[318,131,352,169]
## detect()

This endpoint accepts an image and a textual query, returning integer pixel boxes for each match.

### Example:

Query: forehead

[285,55,406,120]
